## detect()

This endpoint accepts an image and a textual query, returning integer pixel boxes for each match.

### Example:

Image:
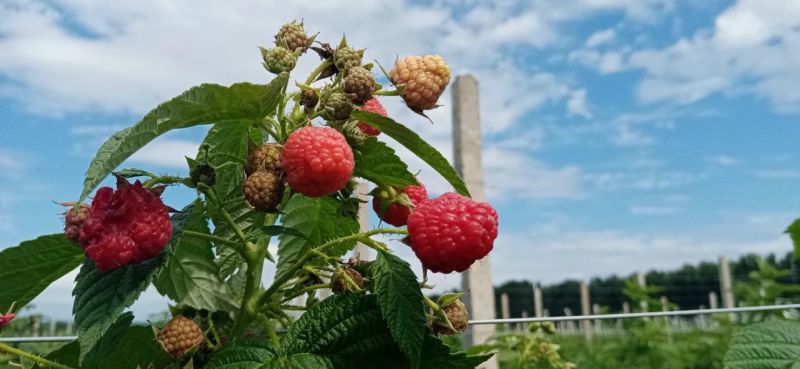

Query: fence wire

[1,303,798,343]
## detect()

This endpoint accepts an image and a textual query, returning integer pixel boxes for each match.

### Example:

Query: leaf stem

[305,60,333,85]
[374,89,402,96]
[204,189,249,246]
[0,342,76,369]
[182,230,242,249]
[256,228,407,308]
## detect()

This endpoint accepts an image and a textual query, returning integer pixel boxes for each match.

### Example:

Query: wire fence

[2,303,798,343]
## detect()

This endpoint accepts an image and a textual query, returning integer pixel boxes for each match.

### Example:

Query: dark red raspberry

[280,126,354,197]
[372,184,427,226]
[79,180,172,272]
[407,193,498,273]
[356,98,386,136]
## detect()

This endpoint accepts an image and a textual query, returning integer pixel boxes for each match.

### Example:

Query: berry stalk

[0,342,76,369]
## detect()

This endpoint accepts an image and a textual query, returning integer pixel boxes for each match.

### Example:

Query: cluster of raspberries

[71,178,172,272]
[244,143,285,212]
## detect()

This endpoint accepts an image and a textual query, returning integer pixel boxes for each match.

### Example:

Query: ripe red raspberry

[280,126,354,197]
[356,98,386,136]
[0,313,15,327]
[407,193,498,273]
[79,179,172,272]
[157,315,204,358]
[390,55,451,111]
[372,184,427,226]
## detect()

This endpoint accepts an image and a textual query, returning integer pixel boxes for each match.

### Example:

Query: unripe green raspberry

[319,91,353,121]
[300,88,319,113]
[275,20,314,53]
[261,47,297,74]
[333,46,364,74]
[343,66,375,105]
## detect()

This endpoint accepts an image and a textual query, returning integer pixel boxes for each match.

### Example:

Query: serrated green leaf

[262,225,309,240]
[724,320,800,369]
[275,195,359,281]
[351,111,470,197]
[205,339,278,369]
[0,234,84,311]
[35,341,80,369]
[83,312,172,369]
[154,201,236,311]
[373,252,426,369]
[787,219,800,260]
[78,73,288,203]
[72,254,165,361]
[282,294,396,357]
[197,123,251,199]
[353,137,418,187]
[287,354,336,369]
[418,336,493,369]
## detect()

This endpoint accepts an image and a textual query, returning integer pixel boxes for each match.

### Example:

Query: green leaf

[205,339,278,369]
[353,137,418,187]
[275,195,359,281]
[787,219,800,259]
[72,254,165,361]
[196,123,251,199]
[282,294,396,358]
[78,73,289,203]
[0,234,84,310]
[351,111,470,197]
[418,336,493,369]
[35,341,80,369]
[154,201,236,312]
[724,320,800,369]
[115,168,156,178]
[83,312,172,369]
[287,353,335,369]
[373,252,426,369]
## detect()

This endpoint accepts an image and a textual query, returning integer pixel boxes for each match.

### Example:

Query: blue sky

[1,0,799,319]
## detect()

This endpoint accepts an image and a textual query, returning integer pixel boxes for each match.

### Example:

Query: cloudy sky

[1,0,799,320]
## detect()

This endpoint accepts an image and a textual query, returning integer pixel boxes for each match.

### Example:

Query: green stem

[258,315,281,348]
[424,296,440,311]
[142,175,187,188]
[0,342,76,369]
[280,283,330,303]
[257,228,407,308]
[229,213,278,338]
[205,189,249,246]
[183,230,243,250]
[374,89,402,96]
[305,60,333,85]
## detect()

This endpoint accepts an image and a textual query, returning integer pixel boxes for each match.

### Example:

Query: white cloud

[129,138,199,168]
[566,89,592,118]
[569,50,624,73]
[629,204,682,215]
[586,29,616,47]
[627,0,800,111]
[585,171,702,191]
[483,148,582,201]
[710,154,739,166]
[755,169,800,179]
[0,150,24,176]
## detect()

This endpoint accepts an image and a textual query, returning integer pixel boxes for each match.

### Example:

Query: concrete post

[580,281,592,340]
[709,291,719,310]
[453,75,496,369]
[622,302,631,314]
[637,272,648,312]
[533,285,543,318]
[501,293,511,320]
[719,257,735,309]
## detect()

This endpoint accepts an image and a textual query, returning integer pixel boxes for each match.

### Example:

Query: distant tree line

[493,252,800,318]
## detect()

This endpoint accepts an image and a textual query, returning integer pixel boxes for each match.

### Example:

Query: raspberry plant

[0,21,499,369]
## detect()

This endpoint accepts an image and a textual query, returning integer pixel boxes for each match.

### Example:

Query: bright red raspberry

[372,184,427,226]
[79,180,172,272]
[356,98,386,136]
[0,313,14,327]
[280,126,355,197]
[407,193,498,273]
